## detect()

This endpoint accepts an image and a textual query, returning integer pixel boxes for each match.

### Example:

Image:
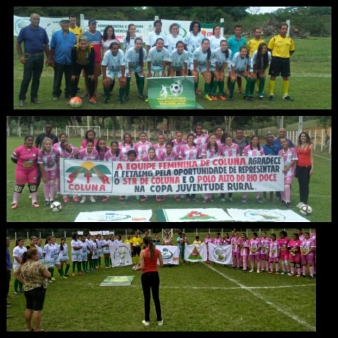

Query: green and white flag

[184,243,208,263]
[155,245,180,265]
[109,243,133,267]
[147,76,203,109]
[208,243,233,265]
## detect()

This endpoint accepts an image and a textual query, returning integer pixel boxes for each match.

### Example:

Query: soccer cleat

[219,95,226,101]
[156,196,162,202]
[48,280,53,283]
[51,277,56,281]
[63,197,70,203]
[247,96,254,101]
[90,196,96,203]
[204,94,212,101]
[64,274,69,277]
[288,273,294,277]
[62,276,68,280]
[102,196,110,202]
[281,271,286,275]
[283,95,294,101]
[175,197,181,202]
[78,272,83,275]
[14,291,19,295]
[80,197,86,204]
[142,320,150,327]
[302,274,306,278]
[89,97,97,104]
[297,202,305,208]
[73,196,79,203]
[257,198,263,204]
[229,96,234,101]
[268,271,273,274]
[285,202,291,208]
[281,200,286,206]
[32,202,40,208]
[242,197,247,203]
[31,98,41,104]
[124,96,129,101]
[19,100,25,107]
[119,196,125,201]
[268,95,274,101]
[81,93,89,98]
[228,198,233,203]
[259,95,264,100]
[140,196,147,202]
[11,203,18,209]
[195,89,201,95]
[53,96,59,101]
[103,99,111,104]
[72,273,76,277]
[44,200,50,206]
[249,269,254,273]
[211,96,218,101]
[158,320,164,326]
[296,274,301,278]
[118,99,124,104]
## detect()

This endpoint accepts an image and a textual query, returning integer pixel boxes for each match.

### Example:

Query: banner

[155,245,180,265]
[208,243,233,265]
[74,210,152,222]
[226,209,310,222]
[61,157,284,196]
[147,76,203,109]
[109,243,133,267]
[184,243,208,263]
[157,209,233,222]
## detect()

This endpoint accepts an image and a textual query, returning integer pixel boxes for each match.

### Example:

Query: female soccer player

[209,25,225,51]
[229,46,252,101]
[96,138,110,161]
[71,233,82,276]
[168,41,189,77]
[288,233,302,277]
[268,233,280,274]
[101,25,120,55]
[242,136,265,203]
[43,236,55,283]
[80,129,97,149]
[13,237,26,293]
[119,133,134,160]
[204,233,213,265]
[69,35,96,105]
[132,231,143,266]
[146,19,168,53]
[80,235,89,272]
[11,135,39,209]
[167,23,184,53]
[250,42,271,100]
[134,132,153,160]
[241,233,250,272]
[102,41,127,104]
[154,134,166,158]
[59,237,70,277]
[142,147,160,202]
[201,134,220,203]
[278,231,290,274]
[171,131,187,156]
[123,24,137,52]
[179,134,201,202]
[260,231,271,272]
[210,40,231,101]
[147,38,169,78]
[192,38,214,101]
[184,21,205,82]
[278,137,298,208]
[77,139,99,203]
[51,236,67,280]
[91,237,99,269]
[101,235,111,268]
[52,133,72,154]
[214,126,224,146]
[38,137,60,206]
[249,232,261,273]
[233,233,243,269]
[222,233,231,246]
[295,132,314,208]
[36,237,44,264]
[300,232,316,278]
[193,122,209,150]
[125,37,147,100]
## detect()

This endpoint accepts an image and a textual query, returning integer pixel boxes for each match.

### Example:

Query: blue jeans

[18,54,44,101]
[53,62,72,98]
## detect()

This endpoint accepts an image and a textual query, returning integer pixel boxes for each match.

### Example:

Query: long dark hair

[60,237,66,251]
[135,37,144,68]
[239,45,249,59]
[143,236,155,259]
[189,21,201,33]
[96,137,107,153]
[255,42,269,70]
[103,25,116,41]
[125,23,135,43]
[220,132,231,145]
[110,141,120,156]
[123,133,133,147]
[220,40,229,59]
[201,38,211,61]
[22,249,38,265]
[250,135,261,151]
[297,132,312,145]
[85,129,96,140]
[207,134,219,154]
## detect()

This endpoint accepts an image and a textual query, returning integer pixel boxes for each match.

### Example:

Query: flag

[208,243,233,265]
[184,243,208,263]
[109,243,133,267]
[155,245,180,265]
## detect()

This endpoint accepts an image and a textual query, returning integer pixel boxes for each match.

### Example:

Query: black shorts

[269,57,290,77]
[24,286,46,311]
[132,246,141,257]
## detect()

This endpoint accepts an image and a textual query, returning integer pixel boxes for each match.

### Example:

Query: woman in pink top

[96,138,110,161]
[268,233,280,274]
[278,231,290,274]
[193,122,209,150]
[134,132,153,159]
[80,129,98,149]
[142,147,160,203]
[204,233,213,265]
[300,232,315,279]
[214,126,224,147]
[288,233,302,277]
[249,232,261,273]
[135,236,164,327]
[241,233,250,272]
[119,133,134,161]
[154,134,166,158]
[171,131,187,156]
[260,231,271,272]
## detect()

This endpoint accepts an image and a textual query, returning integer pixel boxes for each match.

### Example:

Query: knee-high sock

[302,265,307,276]
[49,180,55,200]
[204,83,211,95]
[229,81,236,97]
[44,182,49,200]
[244,76,252,96]
[256,78,260,91]
[211,80,218,95]
[58,268,64,277]
[31,192,37,203]
[276,263,279,271]
[251,259,255,270]
[285,260,289,272]
[270,263,274,272]
[65,264,70,274]
[297,267,301,275]
[194,82,198,90]
[266,260,269,271]
[219,80,225,95]
[57,179,60,193]
[118,87,125,101]
[138,77,145,95]
[309,265,314,276]
[281,190,285,202]
[126,77,131,96]
[259,78,265,95]
[269,79,275,95]
[285,184,291,202]
[14,278,19,292]
[243,258,247,270]
[290,265,295,274]
[82,261,86,272]
[283,80,289,96]
[77,262,82,272]
[110,79,115,92]
[50,267,54,277]
[13,192,21,204]
[256,261,260,271]
[250,78,256,96]
[104,87,110,100]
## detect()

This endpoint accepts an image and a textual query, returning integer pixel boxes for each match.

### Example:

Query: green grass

[6,235,316,331]
[13,37,331,109]
[7,137,331,222]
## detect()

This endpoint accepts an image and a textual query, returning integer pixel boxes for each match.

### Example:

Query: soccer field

[6,137,331,222]
[6,235,316,332]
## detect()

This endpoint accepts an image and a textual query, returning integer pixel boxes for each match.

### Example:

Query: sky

[247,7,286,14]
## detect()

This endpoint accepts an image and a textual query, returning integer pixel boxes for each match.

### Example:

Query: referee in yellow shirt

[268,23,295,101]
[131,231,143,265]
[124,234,133,257]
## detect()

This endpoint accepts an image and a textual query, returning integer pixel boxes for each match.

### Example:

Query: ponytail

[21,248,38,265]
[143,236,155,260]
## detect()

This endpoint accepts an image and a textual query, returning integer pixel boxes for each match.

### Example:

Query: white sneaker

[297,202,305,208]
[90,196,96,203]
[249,269,254,273]
[158,320,163,326]
[257,270,260,273]
[142,320,150,326]
[80,197,86,204]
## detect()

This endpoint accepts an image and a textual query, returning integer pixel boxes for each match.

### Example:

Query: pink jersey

[194,133,209,150]
[216,138,222,147]
[172,139,187,155]
[104,150,123,162]
[310,233,316,250]
[278,147,298,178]
[38,148,60,171]
[241,239,250,256]
[212,237,222,245]
[80,139,98,149]
[97,146,110,161]
[300,239,315,254]
[235,237,242,254]
[243,145,265,157]
[288,240,301,254]
[269,241,280,259]
[277,237,290,255]
[179,144,201,160]
[298,235,305,242]
[134,141,153,158]
[60,146,79,159]
[118,142,134,158]
[154,144,166,158]
[53,141,73,154]
[204,237,212,244]
[201,144,220,159]
[249,238,261,255]
[260,237,271,254]
[12,145,39,171]
[222,143,240,157]
[142,154,160,162]
[160,151,178,161]
[222,238,231,246]
[77,149,99,161]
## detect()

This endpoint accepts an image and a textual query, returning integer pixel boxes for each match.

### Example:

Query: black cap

[88,19,97,25]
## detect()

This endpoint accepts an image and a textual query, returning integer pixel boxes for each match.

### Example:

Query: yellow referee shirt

[268,35,295,58]
[247,38,265,57]
[131,236,143,247]
[69,26,83,43]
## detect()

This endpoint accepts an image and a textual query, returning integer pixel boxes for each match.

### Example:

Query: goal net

[66,126,101,138]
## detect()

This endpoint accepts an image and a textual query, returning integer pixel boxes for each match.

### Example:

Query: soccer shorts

[16,168,38,185]
[269,57,290,77]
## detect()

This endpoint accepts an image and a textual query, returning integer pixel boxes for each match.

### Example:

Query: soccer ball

[69,96,82,108]
[300,205,312,216]
[132,266,137,271]
[170,82,183,96]
[50,201,62,212]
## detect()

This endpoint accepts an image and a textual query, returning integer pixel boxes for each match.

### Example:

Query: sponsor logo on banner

[110,244,132,267]
[208,243,233,265]
[156,245,180,264]
[180,210,216,221]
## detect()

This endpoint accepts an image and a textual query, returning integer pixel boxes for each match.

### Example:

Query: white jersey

[167,34,184,53]
[208,35,226,51]
[102,49,125,73]
[102,239,112,254]
[184,32,205,58]
[193,47,213,68]
[211,47,232,68]
[169,49,189,70]
[125,47,147,71]
[36,245,44,263]
[250,50,272,72]
[231,52,251,72]
[92,242,99,259]
[59,243,69,261]
[51,243,59,262]
[147,46,170,70]
[81,241,88,258]
[147,31,168,48]
[86,239,94,254]
[13,246,27,270]
[43,244,54,266]
[123,36,138,52]
[71,239,82,255]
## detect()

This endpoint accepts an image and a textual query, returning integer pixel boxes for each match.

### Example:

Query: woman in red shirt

[135,237,164,327]
[296,132,314,208]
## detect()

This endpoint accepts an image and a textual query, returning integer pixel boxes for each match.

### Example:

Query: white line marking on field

[292,193,331,198]
[292,74,331,78]
[314,153,331,161]
[207,265,316,331]
[145,284,315,290]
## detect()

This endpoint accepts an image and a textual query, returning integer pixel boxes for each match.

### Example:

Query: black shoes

[31,98,41,104]
[19,100,25,107]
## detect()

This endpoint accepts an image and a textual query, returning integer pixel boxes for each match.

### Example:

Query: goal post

[66,126,101,138]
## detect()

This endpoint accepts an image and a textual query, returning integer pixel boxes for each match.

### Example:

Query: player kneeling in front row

[101,42,127,104]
